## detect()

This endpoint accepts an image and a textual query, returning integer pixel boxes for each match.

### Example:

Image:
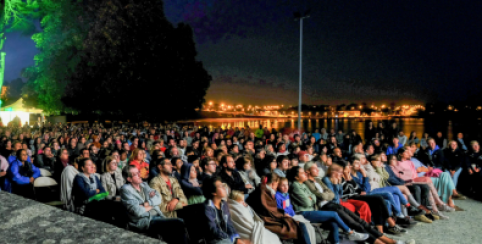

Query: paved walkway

[0,190,479,244]
[384,198,479,244]
[0,191,162,244]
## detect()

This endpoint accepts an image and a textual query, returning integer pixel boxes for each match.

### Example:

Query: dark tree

[63,0,211,121]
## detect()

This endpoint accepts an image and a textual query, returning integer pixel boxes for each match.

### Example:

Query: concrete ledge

[0,191,162,244]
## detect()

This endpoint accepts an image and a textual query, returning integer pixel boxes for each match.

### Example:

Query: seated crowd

[0,121,480,244]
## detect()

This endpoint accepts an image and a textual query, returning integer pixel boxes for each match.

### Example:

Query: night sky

[5,0,482,106]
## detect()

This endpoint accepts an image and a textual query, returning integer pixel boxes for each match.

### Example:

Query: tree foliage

[22,0,90,114]
[62,0,211,121]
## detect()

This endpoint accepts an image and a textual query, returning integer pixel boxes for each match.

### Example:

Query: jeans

[300,211,350,243]
[445,168,463,188]
[298,222,312,244]
[148,217,188,244]
[370,186,408,216]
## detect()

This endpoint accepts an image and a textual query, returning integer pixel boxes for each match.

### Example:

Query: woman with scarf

[276,143,289,156]
[180,163,205,204]
[72,158,112,222]
[236,157,261,195]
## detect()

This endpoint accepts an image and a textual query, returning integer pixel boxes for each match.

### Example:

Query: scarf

[78,173,98,191]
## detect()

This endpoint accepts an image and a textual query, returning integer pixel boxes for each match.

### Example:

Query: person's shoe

[396,217,418,228]
[432,211,449,220]
[452,194,467,200]
[414,214,432,223]
[438,204,455,212]
[425,213,439,221]
[454,205,465,211]
[387,225,407,235]
[347,231,369,241]
[407,206,424,216]
[396,239,416,244]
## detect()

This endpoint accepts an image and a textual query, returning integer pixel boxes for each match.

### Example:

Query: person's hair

[470,140,479,146]
[200,156,214,170]
[81,148,89,155]
[103,156,115,172]
[448,140,458,148]
[287,166,301,182]
[235,156,250,171]
[123,165,138,180]
[220,155,233,168]
[387,154,398,162]
[304,161,316,173]
[352,153,365,161]
[397,148,407,161]
[408,142,417,147]
[264,172,280,185]
[427,137,435,143]
[326,163,343,177]
[229,190,245,202]
[276,155,289,165]
[15,149,26,160]
[78,158,92,171]
[370,154,381,162]
[129,148,144,161]
[202,176,222,200]
[279,177,289,184]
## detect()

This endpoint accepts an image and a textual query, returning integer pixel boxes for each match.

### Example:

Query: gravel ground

[0,190,479,244]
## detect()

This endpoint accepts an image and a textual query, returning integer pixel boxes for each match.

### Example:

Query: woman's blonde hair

[129,148,145,162]
[229,190,245,202]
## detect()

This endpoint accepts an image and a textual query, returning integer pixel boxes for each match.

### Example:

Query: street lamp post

[294,10,310,133]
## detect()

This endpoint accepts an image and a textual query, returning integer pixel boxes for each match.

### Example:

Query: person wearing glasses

[35,146,56,174]
[200,157,218,184]
[121,165,188,244]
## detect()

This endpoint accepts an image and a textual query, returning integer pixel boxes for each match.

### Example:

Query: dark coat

[219,169,247,194]
[246,184,299,240]
[416,146,444,168]
[443,148,465,171]
[203,199,239,243]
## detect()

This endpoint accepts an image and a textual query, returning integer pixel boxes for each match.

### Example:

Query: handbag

[425,168,443,177]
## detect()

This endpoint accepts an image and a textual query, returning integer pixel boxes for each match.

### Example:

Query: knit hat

[298,151,308,159]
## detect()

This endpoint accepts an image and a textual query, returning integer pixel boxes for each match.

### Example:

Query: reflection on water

[180,117,482,141]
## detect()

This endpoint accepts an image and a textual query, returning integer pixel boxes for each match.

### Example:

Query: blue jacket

[322,176,343,204]
[8,155,32,164]
[275,191,295,216]
[351,171,371,193]
[204,199,239,243]
[72,174,106,206]
[386,143,403,156]
[5,159,40,192]
[180,163,203,199]
[384,165,405,185]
